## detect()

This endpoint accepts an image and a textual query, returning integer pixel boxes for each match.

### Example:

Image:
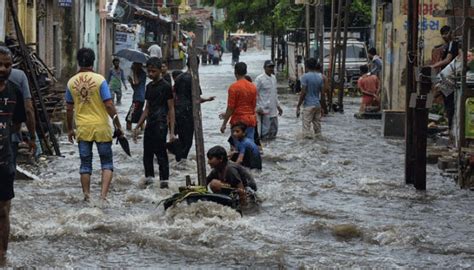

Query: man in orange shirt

[220,62,257,140]
[357,64,380,112]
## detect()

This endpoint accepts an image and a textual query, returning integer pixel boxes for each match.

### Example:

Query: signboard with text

[58,0,73,8]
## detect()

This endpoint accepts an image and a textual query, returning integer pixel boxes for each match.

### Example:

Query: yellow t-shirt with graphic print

[66,71,112,142]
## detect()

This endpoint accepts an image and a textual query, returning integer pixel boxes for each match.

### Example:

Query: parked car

[321,39,369,90]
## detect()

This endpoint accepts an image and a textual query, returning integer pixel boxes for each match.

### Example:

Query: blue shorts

[78,141,113,174]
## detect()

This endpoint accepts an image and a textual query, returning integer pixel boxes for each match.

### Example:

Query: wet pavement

[6,50,474,268]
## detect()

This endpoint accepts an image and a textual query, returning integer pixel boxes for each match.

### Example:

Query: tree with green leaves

[201,0,371,34]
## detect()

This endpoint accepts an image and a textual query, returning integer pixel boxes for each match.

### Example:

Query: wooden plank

[188,44,207,186]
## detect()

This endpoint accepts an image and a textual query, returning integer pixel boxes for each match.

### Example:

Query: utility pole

[98,0,107,76]
[458,0,472,188]
[0,0,5,41]
[328,0,336,111]
[319,2,324,72]
[188,44,207,186]
[305,1,310,58]
[405,0,419,185]
[270,0,276,62]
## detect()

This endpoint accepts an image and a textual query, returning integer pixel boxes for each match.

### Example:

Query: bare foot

[84,193,90,202]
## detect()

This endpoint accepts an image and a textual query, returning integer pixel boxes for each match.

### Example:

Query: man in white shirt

[255,60,283,140]
[148,43,162,59]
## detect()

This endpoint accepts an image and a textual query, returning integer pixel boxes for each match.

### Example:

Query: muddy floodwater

[7,51,474,268]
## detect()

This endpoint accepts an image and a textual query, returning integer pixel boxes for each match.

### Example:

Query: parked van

[321,39,369,89]
[288,38,368,90]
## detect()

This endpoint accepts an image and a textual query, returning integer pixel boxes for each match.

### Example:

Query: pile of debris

[6,0,61,158]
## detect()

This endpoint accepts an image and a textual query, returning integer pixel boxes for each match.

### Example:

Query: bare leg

[100,169,113,200]
[0,201,11,257]
[80,174,91,201]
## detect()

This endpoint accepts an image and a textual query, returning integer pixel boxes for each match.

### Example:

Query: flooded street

[7,50,474,268]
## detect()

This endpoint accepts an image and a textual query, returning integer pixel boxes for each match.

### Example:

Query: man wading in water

[66,48,124,202]
[133,57,176,188]
[0,46,27,260]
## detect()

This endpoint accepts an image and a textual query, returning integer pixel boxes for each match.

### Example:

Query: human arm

[296,86,306,118]
[200,96,215,103]
[431,53,454,69]
[255,77,265,114]
[16,72,36,151]
[23,99,36,152]
[221,87,236,133]
[167,98,176,141]
[65,87,76,143]
[66,103,75,143]
[121,70,128,90]
[133,101,149,143]
[100,81,123,134]
[220,107,235,133]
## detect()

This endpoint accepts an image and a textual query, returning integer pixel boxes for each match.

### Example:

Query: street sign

[58,0,72,7]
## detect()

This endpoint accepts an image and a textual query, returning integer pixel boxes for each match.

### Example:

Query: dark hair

[146,57,162,69]
[440,25,451,35]
[305,58,318,70]
[368,47,377,55]
[360,64,369,74]
[112,57,120,63]
[315,63,321,71]
[231,122,247,132]
[234,62,247,76]
[77,48,95,67]
[172,70,183,80]
[0,45,12,58]
[244,75,252,82]
[207,146,228,163]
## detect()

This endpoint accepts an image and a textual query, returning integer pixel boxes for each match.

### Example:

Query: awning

[125,2,173,23]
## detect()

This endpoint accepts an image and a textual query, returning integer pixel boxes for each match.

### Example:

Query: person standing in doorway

[368,48,382,78]
[220,62,257,141]
[430,25,459,135]
[133,57,176,189]
[66,48,124,202]
[0,46,27,259]
[126,62,146,131]
[255,60,283,140]
[107,58,128,105]
[296,58,324,137]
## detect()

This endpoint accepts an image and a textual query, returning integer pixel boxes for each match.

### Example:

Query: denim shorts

[78,141,113,174]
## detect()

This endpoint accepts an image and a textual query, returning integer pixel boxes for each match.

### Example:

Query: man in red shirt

[220,62,257,140]
[357,64,380,112]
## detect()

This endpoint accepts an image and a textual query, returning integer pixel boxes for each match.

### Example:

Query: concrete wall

[377,0,448,110]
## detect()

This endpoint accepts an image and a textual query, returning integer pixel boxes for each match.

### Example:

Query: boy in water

[228,122,262,170]
[133,57,176,188]
[107,58,128,104]
[206,146,257,205]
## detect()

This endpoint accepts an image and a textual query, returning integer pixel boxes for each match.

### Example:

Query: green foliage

[180,17,198,31]
[349,0,371,26]
[201,0,371,33]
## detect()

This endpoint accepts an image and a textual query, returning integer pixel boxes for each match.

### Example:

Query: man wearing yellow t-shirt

[65,48,124,202]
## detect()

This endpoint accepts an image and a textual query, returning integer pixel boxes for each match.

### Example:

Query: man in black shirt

[171,59,214,163]
[431,25,459,132]
[206,146,257,205]
[133,57,176,189]
[0,46,26,258]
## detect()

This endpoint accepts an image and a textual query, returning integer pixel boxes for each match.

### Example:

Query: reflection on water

[7,51,474,268]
